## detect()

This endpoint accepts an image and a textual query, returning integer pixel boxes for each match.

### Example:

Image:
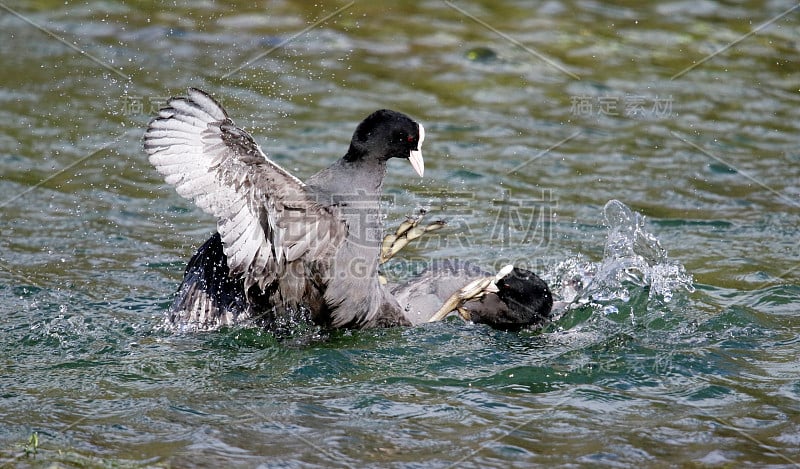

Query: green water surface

[1,1,799,467]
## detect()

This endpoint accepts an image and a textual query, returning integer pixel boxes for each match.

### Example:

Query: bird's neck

[333,156,388,194]
[304,155,399,326]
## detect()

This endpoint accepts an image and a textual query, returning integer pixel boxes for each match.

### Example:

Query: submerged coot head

[461,267,553,331]
[345,109,425,176]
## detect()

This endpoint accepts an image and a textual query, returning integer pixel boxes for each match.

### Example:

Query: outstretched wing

[144,88,345,293]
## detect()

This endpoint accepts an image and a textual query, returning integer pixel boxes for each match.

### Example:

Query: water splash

[550,200,694,313]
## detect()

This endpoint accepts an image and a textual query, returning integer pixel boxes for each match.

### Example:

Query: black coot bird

[144,88,424,332]
[390,259,553,331]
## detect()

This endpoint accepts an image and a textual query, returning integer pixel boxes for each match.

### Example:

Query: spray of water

[550,200,694,314]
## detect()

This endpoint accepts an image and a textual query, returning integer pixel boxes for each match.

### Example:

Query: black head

[463,267,553,331]
[345,109,425,176]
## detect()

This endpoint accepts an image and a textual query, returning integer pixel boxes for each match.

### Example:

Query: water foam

[550,200,694,313]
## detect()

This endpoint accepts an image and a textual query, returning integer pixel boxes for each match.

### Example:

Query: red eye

[407,136,415,143]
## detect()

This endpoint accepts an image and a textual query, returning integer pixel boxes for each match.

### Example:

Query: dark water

[2,1,799,467]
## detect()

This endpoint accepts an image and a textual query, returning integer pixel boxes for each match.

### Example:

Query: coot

[144,88,424,332]
[391,260,553,331]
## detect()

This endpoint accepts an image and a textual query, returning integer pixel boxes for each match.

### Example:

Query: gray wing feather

[145,88,345,294]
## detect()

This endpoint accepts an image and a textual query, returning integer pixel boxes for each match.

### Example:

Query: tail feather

[168,232,248,330]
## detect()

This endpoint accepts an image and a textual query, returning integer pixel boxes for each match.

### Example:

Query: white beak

[495,264,514,282]
[408,123,425,177]
[409,150,424,177]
